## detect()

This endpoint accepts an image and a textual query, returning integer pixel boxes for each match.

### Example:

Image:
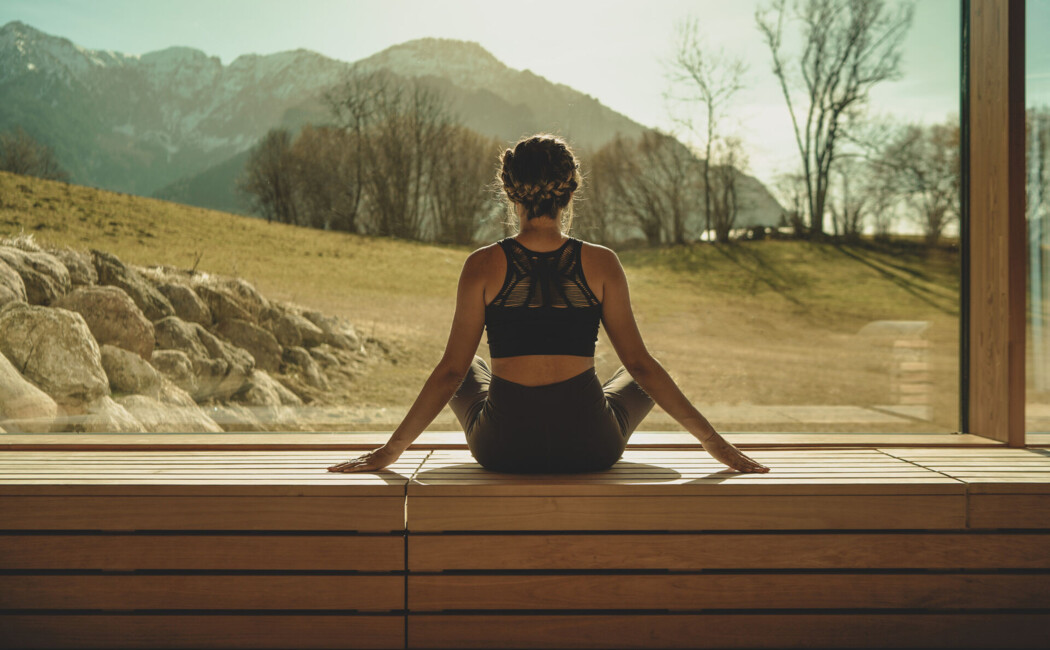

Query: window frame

[0,0,1031,450]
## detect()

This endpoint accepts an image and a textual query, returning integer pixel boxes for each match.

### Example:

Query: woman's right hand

[701,433,770,473]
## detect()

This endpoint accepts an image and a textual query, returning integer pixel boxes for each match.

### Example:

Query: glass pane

[0,0,958,437]
[1026,0,1050,432]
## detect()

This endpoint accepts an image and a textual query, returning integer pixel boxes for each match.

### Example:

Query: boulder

[195,285,251,323]
[150,349,198,397]
[308,345,340,368]
[0,351,58,433]
[51,248,98,286]
[158,282,211,326]
[0,259,27,307]
[201,278,270,320]
[261,306,325,348]
[191,325,255,400]
[213,318,282,372]
[0,247,71,305]
[153,317,254,401]
[236,369,303,407]
[150,376,198,408]
[302,310,361,350]
[68,395,143,433]
[0,303,109,406]
[100,344,160,395]
[283,346,329,390]
[92,249,174,321]
[53,286,154,360]
[154,316,210,359]
[117,394,223,433]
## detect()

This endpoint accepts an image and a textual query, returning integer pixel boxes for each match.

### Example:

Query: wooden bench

[1,446,1049,648]
[0,450,430,649]
[406,447,1050,649]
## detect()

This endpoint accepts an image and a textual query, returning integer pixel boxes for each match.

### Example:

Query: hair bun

[496,133,580,222]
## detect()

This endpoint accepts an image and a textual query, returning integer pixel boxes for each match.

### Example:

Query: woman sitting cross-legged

[329,133,769,475]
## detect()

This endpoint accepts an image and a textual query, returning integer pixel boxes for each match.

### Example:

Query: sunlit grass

[0,171,961,431]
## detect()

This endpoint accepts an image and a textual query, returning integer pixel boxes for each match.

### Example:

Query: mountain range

[0,20,783,231]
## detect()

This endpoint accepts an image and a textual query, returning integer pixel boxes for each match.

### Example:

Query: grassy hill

[0,171,960,432]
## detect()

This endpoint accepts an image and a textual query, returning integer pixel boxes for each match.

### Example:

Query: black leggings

[448,355,655,473]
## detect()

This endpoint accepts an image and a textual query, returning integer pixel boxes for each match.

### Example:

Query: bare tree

[827,155,867,240]
[774,170,809,237]
[323,67,398,234]
[755,0,914,238]
[591,135,661,246]
[665,15,748,240]
[878,119,960,246]
[0,127,69,182]
[640,130,699,245]
[594,131,700,246]
[709,137,747,243]
[287,125,360,231]
[353,79,453,240]
[237,128,297,224]
[430,125,500,245]
[573,146,626,246]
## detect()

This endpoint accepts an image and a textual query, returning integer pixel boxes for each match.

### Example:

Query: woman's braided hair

[497,134,580,231]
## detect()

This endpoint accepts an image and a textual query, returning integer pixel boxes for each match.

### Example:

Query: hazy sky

[2,0,1047,186]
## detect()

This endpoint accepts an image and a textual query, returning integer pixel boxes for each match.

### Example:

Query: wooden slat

[969,494,1050,528]
[0,483,402,497]
[0,450,427,496]
[408,573,1050,611]
[0,575,403,611]
[0,614,403,649]
[0,496,405,531]
[0,432,1004,450]
[407,495,965,531]
[407,532,1050,571]
[407,613,1050,649]
[409,451,963,496]
[0,534,403,571]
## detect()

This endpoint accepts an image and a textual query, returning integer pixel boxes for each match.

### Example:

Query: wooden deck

[1,446,1048,648]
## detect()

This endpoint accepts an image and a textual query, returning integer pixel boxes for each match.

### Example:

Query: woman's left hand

[327,445,403,473]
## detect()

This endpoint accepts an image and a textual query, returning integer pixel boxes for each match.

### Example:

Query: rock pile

[0,237,367,434]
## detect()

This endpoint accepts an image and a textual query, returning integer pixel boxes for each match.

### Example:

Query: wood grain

[408,573,1050,610]
[969,494,1050,528]
[0,614,404,649]
[407,495,965,531]
[968,0,1026,446]
[407,613,1050,649]
[407,532,1050,570]
[0,575,403,611]
[0,496,406,531]
[0,534,403,570]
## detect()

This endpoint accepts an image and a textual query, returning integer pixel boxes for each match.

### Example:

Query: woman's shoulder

[462,242,504,276]
[576,238,619,266]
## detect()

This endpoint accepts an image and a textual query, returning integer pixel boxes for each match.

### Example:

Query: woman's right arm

[595,246,769,473]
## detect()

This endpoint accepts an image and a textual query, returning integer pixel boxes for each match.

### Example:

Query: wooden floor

[1,446,1048,649]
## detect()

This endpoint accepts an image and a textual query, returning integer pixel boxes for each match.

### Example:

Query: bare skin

[329,198,770,474]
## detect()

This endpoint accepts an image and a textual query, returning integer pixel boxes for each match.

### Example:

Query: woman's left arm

[328,248,489,472]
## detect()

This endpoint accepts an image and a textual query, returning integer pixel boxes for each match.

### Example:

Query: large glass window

[0,0,960,437]
[1026,0,1050,433]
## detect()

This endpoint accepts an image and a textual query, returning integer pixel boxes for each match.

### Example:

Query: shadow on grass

[832,244,958,317]
[710,243,808,307]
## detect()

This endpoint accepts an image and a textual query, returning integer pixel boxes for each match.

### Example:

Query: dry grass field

[0,171,961,432]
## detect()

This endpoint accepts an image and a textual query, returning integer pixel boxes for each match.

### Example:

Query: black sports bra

[484,236,602,358]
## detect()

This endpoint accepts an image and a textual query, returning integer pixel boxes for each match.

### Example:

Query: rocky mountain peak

[356,36,511,89]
